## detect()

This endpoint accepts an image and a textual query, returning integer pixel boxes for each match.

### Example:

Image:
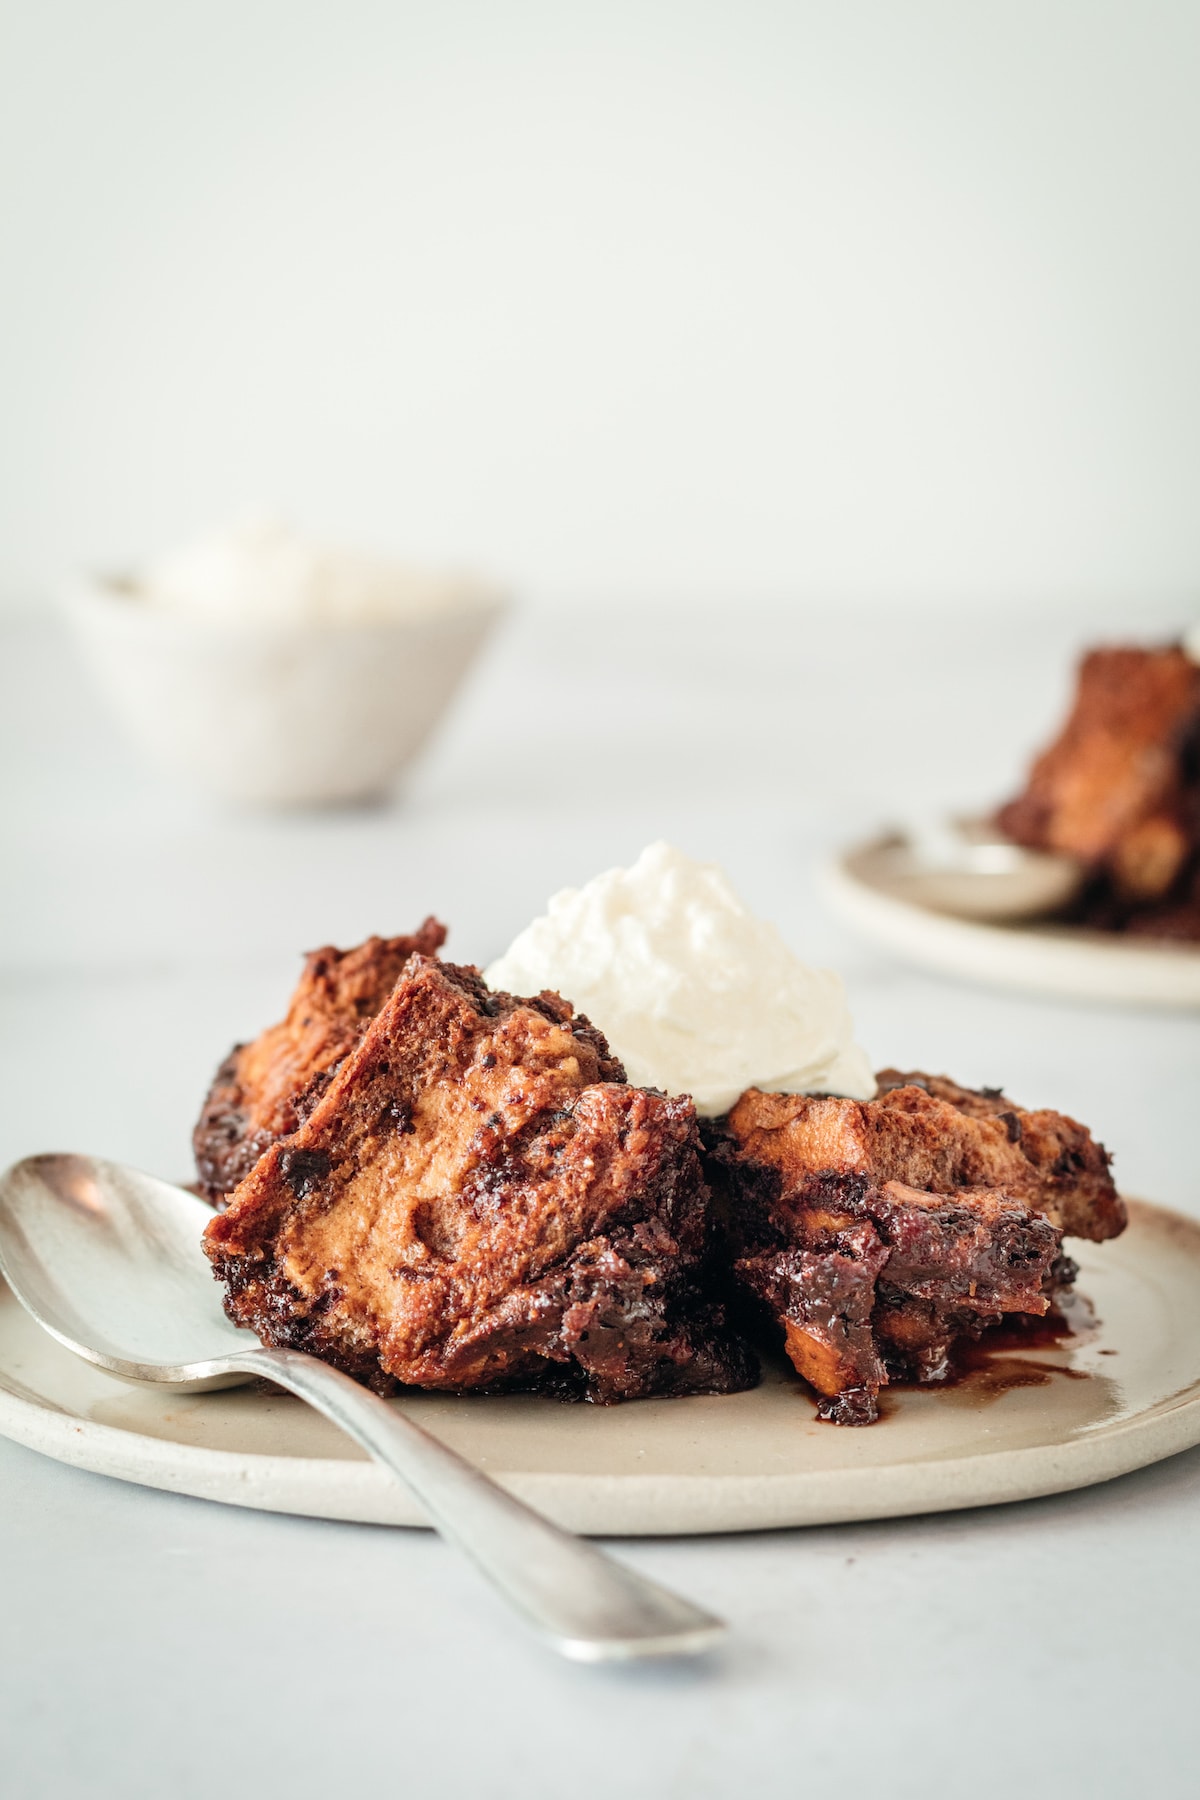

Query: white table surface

[2,599,1197,1798]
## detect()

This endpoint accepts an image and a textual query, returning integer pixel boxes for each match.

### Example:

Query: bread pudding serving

[196,847,1123,1424]
[706,1071,1121,1424]
[203,953,752,1403]
[997,642,1200,940]
[194,918,447,1203]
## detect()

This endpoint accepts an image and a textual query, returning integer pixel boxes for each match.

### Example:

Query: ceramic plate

[2,1200,1200,1536]
[823,841,1200,1007]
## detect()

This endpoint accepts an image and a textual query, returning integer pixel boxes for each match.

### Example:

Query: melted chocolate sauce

[892,1293,1099,1409]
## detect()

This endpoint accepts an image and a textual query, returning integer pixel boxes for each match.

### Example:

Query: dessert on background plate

[65,516,507,806]
[996,642,1200,940]
[195,846,1122,1425]
[824,635,1200,1004]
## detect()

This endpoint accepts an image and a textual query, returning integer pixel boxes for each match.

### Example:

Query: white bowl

[64,575,507,805]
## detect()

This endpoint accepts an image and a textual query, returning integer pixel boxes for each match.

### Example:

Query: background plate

[2,1200,1198,1536]
[824,842,1200,1007]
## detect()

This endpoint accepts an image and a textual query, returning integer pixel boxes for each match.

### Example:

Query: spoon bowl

[869,817,1085,923]
[0,1154,251,1386]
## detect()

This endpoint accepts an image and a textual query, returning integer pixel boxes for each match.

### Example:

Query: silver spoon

[0,1152,724,1663]
[867,816,1085,923]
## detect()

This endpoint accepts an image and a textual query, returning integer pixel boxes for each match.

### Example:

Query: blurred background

[2,0,1198,1201]
[5,16,1200,1791]
[3,0,1200,611]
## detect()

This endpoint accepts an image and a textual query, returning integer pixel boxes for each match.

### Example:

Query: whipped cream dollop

[1183,622,1200,665]
[140,516,480,626]
[485,843,876,1116]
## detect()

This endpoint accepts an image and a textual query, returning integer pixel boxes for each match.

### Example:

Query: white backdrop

[3,0,1199,611]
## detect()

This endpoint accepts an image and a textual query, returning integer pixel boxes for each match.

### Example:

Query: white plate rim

[822,844,1200,1007]
[3,1200,1200,1537]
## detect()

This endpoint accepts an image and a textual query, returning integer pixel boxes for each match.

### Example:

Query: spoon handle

[222,1345,723,1663]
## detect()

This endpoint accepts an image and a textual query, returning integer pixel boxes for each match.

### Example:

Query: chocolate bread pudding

[194,848,1127,1425]
[707,1069,1123,1423]
[203,955,754,1404]
[997,643,1200,939]
[194,918,446,1204]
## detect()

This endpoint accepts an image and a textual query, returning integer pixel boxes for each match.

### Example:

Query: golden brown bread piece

[193,920,447,1203]
[203,956,755,1403]
[708,1070,1122,1423]
[997,645,1198,873]
[869,1069,1125,1241]
[727,1070,1123,1242]
[996,644,1200,929]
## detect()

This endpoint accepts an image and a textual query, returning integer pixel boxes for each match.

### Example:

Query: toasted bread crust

[193,919,447,1202]
[734,1071,1124,1242]
[996,644,1200,935]
[709,1071,1121,1423]
[204,957,755,1403]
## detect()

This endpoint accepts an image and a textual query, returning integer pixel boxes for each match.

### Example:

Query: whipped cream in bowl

[486,843,876,1117]
[139,516,488,628]
[65,518,507,806]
